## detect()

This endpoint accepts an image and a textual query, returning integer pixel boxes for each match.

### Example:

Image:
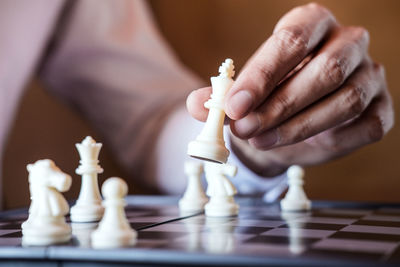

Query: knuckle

[306,2,328,14]
[270,93,295,120]
[367,115,385,142]
[312,132,342,153]
[306,2,335,21]
[274,26,309,57]
[373,62,386,78]
[322,54,347,87]
[344,85,367,117]
[349,26,370,45]
[289,118,313,143]
[254,62,275,85]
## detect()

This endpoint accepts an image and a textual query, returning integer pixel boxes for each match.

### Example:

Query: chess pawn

[206,217,235,254]
[70,136,104,222]
[204,162,239,217]
[187,59,235,164]
[281,212,310,255]
[280,165,311,211]
[22,160,72,246]
[91,177,137,249]
[179,161,208,214]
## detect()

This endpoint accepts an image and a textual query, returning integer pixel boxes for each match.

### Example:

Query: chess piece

[182,216,204,251]
[91,177,137,249]
[187,59,235,164]
[70,136,104,222]
[206,217,236,254]
[280,165,311,211]
[179,161,208,214]
[22,159,72,246]
[71,222,98,248]
[204,162,239,217]
[281,212,310,255]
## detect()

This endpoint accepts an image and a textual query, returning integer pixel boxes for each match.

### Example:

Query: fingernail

[234,114,260,137]
[252,129,279,149]
[226,90,253,118]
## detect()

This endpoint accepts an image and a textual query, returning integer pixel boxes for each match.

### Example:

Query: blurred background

[3,0,399,209]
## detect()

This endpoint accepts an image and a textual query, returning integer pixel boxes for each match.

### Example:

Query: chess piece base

[280,199,311,211]
[91,228,137,249]
[179,197,208,213]
[22,221,71,246]
[187,140,229,164]
[70,203,104,222]
[205,199,239,217]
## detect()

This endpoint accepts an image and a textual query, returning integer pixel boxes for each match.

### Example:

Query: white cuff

[155,106,287,202]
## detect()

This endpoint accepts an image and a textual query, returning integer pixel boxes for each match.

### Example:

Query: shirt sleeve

[39,0,203,190]
[155,105,288,202]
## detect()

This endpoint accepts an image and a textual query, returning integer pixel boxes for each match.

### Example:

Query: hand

[187,3,394,176]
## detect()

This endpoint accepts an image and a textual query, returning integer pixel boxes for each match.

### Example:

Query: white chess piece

[70,136,104,222]
[281,212,310,255]
[71,222,98,248]
[187,59,235,164]
[280,165,311,211]
[91,177,137,249]
[22,159,72,246]
[181,216,204,251]
[206,217,235,254]
[204,162,239,217]
[179,161,208,214]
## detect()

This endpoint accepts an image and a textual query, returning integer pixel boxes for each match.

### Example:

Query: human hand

[187,3,394,176]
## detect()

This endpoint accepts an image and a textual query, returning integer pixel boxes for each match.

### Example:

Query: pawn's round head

[287,165,304,179]
[102,177,128,200]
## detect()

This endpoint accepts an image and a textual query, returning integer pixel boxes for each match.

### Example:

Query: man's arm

[39,0,203,191]
[0,0,65,205]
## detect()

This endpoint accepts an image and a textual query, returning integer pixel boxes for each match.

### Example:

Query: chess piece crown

[76,136,103,174]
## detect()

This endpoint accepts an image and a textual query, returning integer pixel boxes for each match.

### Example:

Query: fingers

[225,3,337,120]
[248,62,386,150]
[186,87,212,122]
[232,26,370,138]
[308,88,394,155]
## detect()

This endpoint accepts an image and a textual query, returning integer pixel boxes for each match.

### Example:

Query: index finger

[225,3,338,120]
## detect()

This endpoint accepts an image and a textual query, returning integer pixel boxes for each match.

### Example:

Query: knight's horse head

[26,159,72,192]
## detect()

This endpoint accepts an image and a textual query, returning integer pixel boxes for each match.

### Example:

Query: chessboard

[0,196,399,266]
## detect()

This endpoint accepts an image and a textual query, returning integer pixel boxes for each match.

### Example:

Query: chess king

[187,59,235,164]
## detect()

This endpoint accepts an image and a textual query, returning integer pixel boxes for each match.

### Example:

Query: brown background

[3,0,399,209]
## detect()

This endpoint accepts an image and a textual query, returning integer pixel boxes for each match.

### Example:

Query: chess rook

[187,59,235,164]
[22,160,72,246]
[179,161,208,214]
[204,162,239,217]
[280,165,311,211]
[70,136,104,222]
[91,177,137,249]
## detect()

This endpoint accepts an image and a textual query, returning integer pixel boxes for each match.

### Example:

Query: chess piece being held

[204,162,239,217]
[187,59,235,164]
[179,161,208,214]
[280,165,311,211]
[70,136,104,223]
[91,177,137,249]
[22,159,72,246]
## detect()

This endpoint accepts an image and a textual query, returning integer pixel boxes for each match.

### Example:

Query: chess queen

[70,136,105,222]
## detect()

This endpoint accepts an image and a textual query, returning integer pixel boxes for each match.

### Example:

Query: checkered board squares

[0,201,399,265]
[151,205,400,264]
